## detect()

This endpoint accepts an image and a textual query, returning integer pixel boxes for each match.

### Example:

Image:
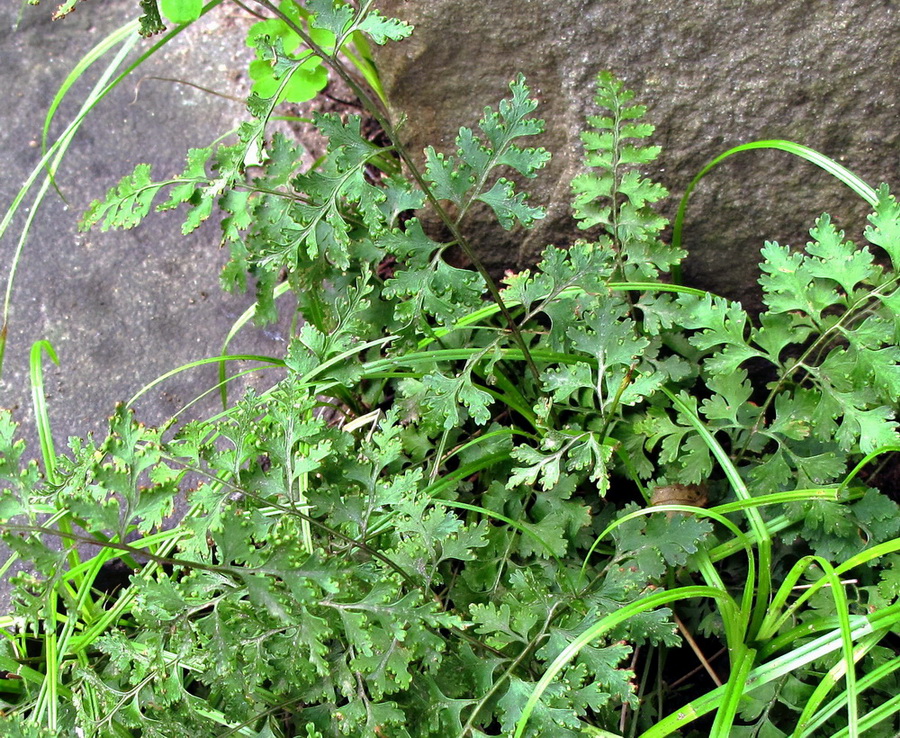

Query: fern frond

[571,72,679,280]
[80,39,310,237]
[424,74,550,230]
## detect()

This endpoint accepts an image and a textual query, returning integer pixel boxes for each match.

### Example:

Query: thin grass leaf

[672,140,878,283]
[711,644,756,737]
[126,353,285,407]
[809,644,900,738]
[580,503,751,647]
[28,341,59,486]
[759,538,900,652]
[838,444,900,494]
[830,693,900,738]
[0,28,139,379]
[514,585,731,738]
[40,15,134,198]
[1,1,228,379]
[431,498,566,571]
[643,604,900,737]
[418,282,709,350]
[217,280,292,408]
[793,631,888,738]
[661,386,773,637]
[818,559,860,736]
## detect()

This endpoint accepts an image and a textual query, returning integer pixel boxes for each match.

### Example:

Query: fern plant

[3,2,900,737]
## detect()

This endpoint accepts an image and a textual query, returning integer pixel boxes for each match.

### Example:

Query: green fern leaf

[159,0,202,25]
[422,370,494,429]
[805,214,879,295]
[865,184,900,270]
[834,394,899,454]
[677,293,765,374]
[138,0,166,36]
[568,301,648,369]
[509,439,565,492]
[477,177,545,229]
[307,0,354,37]
[701,369,759,427]
[424,75,549,227]
[572,72,678,280]
[759,241,842,321]
[358,9,414,44]
[80,163,162,231]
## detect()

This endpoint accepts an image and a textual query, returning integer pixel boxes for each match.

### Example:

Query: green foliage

[159,0,202,25]
[244,0,410,105]
[27,0,80,22]
[245,0,333,104]
[423,73,549,229]
[4,3,900,737]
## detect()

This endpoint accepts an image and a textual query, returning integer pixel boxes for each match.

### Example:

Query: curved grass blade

[28,339,87,589]
[793,632,886,737]
[799,643,900,737]
[39,18,137,197]
[758,536,900,662]
[169,364,283,427]
[1,0,228,379]
[513,585,731,738]
[217,279,292,408]
[417,282,710,351]
[831,693,900,738]
[838,444,900,494]
[126,353,285,407]
[579,503,751,648]
[661,386,772,636]
[433,497,565,565]
[710,643,756,737]
[29,340,60,486]
[643,603,900,737]
[671,140,879,283]
[0,27,139,379]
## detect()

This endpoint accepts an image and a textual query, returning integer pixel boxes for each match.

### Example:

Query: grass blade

[1,0,228,379]
[514,585,729,738]
[0,25,139,379]
[29,340,60,486]
[217,280,292,408]
[661,387,772,637]
[671,140,878,283]
[126,354,285,407]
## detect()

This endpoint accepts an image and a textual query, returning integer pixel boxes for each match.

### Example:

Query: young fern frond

[571,71,679,282]
[385,77,550,330]
[79,37,307,237]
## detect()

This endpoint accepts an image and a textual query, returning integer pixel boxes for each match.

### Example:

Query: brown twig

[673,613,723,687]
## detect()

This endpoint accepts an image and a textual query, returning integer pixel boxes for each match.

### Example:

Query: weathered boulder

[371,0,899,308]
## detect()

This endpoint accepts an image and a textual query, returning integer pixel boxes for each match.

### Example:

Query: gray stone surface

[0,0,288,452]
[371,0,899,308]
[0,2,295,608]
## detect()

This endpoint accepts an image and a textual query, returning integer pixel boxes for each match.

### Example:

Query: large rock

[371,0,899,307]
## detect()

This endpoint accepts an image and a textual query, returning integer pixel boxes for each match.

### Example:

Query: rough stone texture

[0,1,291,608]
[0,0,288,451]
[371,0,899,308]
